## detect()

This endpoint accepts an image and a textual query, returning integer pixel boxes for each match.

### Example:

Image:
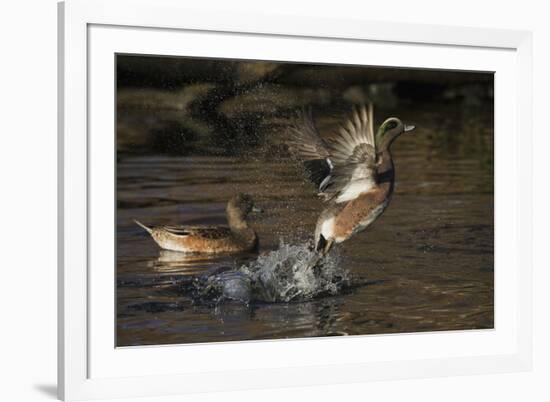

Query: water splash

[192,241,352,304]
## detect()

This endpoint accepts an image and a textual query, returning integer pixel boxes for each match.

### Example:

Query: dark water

[117,103,493,347]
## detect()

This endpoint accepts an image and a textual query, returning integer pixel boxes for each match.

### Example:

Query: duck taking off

[134,194,262,254]
[287,104,415,258]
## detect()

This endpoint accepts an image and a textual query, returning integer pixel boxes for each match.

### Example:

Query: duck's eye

[386,121,398,130]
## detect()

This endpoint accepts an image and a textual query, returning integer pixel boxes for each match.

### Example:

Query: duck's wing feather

[287,108,329,160]
[161,225,232,239]
[287,104,378,203]
[320,104,378,203]
[286,108,332,188]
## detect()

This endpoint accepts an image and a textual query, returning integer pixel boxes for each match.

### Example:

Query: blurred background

[116,55,493,161]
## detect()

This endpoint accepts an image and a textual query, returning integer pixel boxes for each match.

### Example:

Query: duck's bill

[252,206,264,213]
[404,124,416,132]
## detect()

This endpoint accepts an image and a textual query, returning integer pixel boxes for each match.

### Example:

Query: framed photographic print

[58,0,533,400]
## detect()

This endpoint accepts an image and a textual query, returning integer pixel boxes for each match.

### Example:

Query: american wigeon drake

[134,194,262,253]
[288,104,415,258]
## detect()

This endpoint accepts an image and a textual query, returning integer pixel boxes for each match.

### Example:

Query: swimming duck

[287,104,415,258]
[134,194,262,253]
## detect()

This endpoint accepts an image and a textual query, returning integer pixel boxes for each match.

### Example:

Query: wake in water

[192,241,353,304]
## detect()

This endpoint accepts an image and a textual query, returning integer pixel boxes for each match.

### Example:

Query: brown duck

[134,194,261,253]
[288,104,415,258]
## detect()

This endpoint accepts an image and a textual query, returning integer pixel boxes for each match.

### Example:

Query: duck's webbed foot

[321,238,334,256]
[307,237,334,270]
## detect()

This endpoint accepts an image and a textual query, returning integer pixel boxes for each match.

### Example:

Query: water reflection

[152,250,232,273]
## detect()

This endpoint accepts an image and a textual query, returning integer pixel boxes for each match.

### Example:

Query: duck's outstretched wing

[320,104,378,203]
[286,108,332,188]
[287,104,378,203]
[287,108,329,160]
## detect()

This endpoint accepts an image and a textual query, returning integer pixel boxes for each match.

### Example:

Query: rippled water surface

[117,104,493,346]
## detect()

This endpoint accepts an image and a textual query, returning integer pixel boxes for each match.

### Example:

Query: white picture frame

[58,0,533,400]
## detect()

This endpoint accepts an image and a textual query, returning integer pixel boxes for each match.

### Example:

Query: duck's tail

[134,219,153,234]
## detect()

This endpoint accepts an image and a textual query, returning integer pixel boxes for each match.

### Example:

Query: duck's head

[376,117,415,150]
[227,193,263,219]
